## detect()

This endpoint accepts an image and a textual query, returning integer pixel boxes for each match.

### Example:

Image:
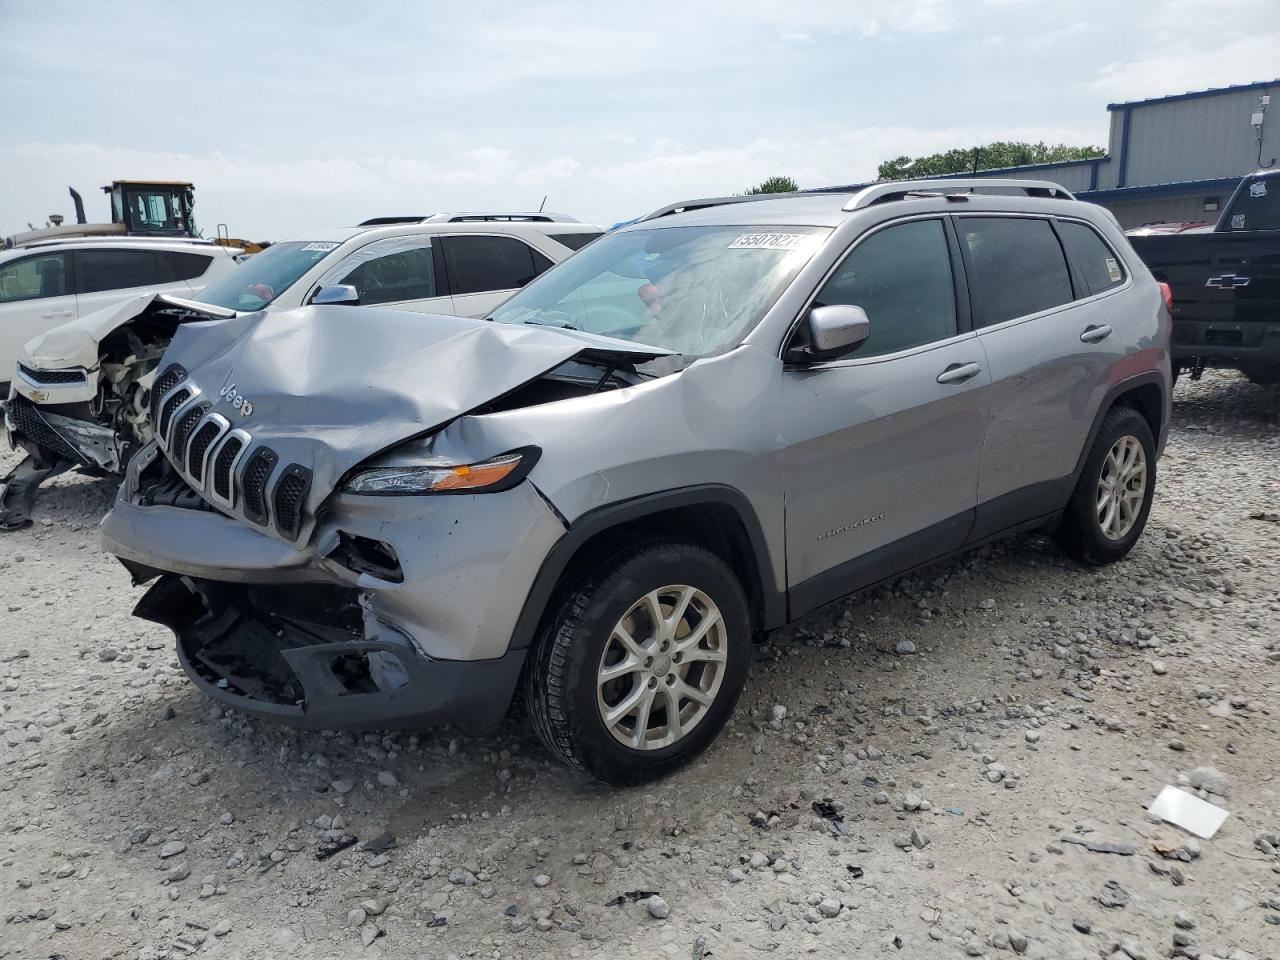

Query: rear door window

[812,218,957,360]
[74,249,164,293]
[0,253,69,302]
[1056,220,1125,296]
[958,217,1074,327]
[445,236,548,294]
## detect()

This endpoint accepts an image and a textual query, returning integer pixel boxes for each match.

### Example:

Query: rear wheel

[525,539,750,785]
[1057,407,1156,564]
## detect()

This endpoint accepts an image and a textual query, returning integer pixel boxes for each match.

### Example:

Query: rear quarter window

[165,251,216,281]
[1056,221,1125,296]
[549,232,602,252]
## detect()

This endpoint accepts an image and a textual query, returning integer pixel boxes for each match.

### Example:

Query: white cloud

[1092,33,1280,102]
[778,32,816,44]
[1,121,1103,239]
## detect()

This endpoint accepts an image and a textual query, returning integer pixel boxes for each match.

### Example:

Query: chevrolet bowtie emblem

[1205,274,1250,289]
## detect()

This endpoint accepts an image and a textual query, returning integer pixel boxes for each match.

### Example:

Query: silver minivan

[100,180,1172,784]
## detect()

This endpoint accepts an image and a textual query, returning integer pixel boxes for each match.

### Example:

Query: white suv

[1,213,600,528]
[190,213,601,319]
[0,237,240,391]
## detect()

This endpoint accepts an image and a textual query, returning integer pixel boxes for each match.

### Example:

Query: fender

[1070,370,1168,488]
[507,483,784,650]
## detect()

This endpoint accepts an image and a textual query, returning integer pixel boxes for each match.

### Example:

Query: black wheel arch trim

[1070,371,1167,489]
[509,483,785,651]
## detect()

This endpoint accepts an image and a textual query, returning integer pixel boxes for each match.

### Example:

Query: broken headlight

[342,448,539,496]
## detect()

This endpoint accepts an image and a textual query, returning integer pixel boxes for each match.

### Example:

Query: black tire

[1057,406,1156,564]
[524,539,751,785]
[1245,363,1280,386]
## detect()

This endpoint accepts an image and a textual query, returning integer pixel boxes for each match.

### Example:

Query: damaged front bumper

[134,575,526,730]
[101,443,567,730]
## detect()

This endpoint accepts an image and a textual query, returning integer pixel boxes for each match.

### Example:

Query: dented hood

[160,305,669,532]
[22,293,236,369]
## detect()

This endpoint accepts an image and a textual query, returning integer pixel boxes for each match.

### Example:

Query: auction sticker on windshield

[301,242,341,252]
[728,233,806,250]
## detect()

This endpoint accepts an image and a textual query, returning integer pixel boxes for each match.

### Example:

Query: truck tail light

[1157,281,1174,314]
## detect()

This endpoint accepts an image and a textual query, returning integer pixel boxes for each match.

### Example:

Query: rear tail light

[1158,281,1174,314]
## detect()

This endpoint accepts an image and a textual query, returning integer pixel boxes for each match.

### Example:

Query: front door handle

[41,310,75,320]
[1080,324,1113,343]
[936,361,982,384]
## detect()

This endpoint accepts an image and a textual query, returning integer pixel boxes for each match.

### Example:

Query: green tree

[877,142,1104,181]
[743,175,799,194]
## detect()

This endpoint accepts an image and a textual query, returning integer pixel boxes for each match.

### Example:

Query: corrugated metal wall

[950,82,1278,226]
[1118,87,1273,186]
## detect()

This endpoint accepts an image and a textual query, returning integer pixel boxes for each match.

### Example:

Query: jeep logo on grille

[218,382,254,417]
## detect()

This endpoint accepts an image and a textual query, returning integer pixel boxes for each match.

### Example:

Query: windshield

[196,240,342,310]
[489,224,828,358]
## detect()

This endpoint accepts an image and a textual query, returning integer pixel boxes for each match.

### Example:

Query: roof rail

[844,179,1075,211]
[358,216,432,226]
[359,212,581,226]
[11,235,218,250]
[639,191,848,223]
[436,212,579,223]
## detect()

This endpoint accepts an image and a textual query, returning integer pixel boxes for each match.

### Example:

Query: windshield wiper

[521,318,580,331]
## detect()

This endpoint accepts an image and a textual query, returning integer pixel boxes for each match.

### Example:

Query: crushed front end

[105,438,565,730]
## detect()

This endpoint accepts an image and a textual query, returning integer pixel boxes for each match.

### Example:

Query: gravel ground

[1,371,1278,960]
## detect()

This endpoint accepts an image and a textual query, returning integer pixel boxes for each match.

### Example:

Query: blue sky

[1,0,1275,239]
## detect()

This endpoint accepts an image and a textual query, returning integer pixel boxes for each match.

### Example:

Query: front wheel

[525,539,751,785]
[1057,407,1156,564]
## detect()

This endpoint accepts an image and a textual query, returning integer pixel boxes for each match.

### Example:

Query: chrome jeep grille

[152,377,312,540]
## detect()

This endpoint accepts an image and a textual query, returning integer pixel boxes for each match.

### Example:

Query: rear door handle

[936,362,982,384]
[1080,324,1113,343]
[41,310,75,319]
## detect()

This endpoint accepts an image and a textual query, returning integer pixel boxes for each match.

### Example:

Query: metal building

[826,79,1279,229]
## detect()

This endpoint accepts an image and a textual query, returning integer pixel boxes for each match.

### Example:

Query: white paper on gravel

[1148,785,1229,839]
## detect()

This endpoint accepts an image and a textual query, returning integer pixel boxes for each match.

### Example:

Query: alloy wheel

[595,585,727,750]
[1096,435,1147,540]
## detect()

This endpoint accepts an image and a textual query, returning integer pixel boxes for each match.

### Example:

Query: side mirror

[312,284,360,306]
[785,304,870,363]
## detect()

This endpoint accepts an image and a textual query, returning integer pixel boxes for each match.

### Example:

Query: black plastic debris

[606,890,660,907]
[426,915,447,927]
[847,865,865,879]
[1061,836,1136,856]
[362,831,396,854]
[315,834,358,861]
[893,934,904,949]
[809,705,832,716]
[862,777,879,788]
[811,800,842,822]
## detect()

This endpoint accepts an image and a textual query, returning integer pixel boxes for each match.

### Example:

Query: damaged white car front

[1,294,235,529]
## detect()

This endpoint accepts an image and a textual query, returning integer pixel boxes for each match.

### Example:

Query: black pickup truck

[1128,169,1280,384]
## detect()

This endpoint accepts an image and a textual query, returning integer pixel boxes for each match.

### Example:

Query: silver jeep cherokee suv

[100,179,1171,784]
